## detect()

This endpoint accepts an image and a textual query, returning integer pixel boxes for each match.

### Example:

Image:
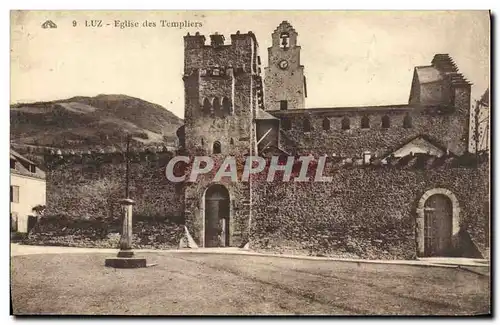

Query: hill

[10,94,183,150]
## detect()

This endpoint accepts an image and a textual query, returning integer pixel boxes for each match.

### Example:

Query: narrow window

[222,97,231,115]
[202,98,211,116]
[281,118,291,131]
[10,159,15,169]
[381,115,390,129]
[213,97,221,117]
[361,116,370,129]
[213,141,222,154]
[322,118,330,131]
[230,138,234,145]
[280,100,288,110]
[341,117,350,130]
[403,114,412,128]
[303,118,311,132]
[10,185,19,203]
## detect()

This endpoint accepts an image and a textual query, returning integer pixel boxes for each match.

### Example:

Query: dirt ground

[11,252,490,316]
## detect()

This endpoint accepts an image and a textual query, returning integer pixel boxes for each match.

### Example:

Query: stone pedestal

[105,198,147,269]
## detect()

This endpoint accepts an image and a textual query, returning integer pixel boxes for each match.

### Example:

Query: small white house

[10,149,46,233]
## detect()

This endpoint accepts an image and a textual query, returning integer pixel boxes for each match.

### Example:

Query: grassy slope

[10,94,183,149]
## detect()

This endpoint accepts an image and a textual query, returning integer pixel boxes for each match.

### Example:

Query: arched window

[213,141,221,154]
[381,115,390,129]
[222,97,231,115]
[303,118,312,132]
[213,97,221,117]
[280,32,290,49]
[281,118,291,131]
[361,116,370,129]
[202,98,211,116]
[341,117,350,130]
[403,114,412,128]
[322,118,330,131]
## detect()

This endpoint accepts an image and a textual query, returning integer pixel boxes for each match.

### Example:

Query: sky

[10,10,490,118]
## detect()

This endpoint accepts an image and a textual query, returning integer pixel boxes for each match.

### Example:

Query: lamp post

[105,134,147,268]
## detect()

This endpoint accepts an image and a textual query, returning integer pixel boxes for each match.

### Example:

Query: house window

[10,159,15,169]
[230,138,234,145]
[30,164,36,173]
[361,116,370,129]
[382,115,390,129]
[341,117,350,130]
[10,185,19,203]
[303,118,312,132]
[213,141,222,154]
[280,100,288,110]
[322,118,330,131]
[403,114,412,128]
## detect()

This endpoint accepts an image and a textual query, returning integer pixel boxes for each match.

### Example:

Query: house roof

[381,134,456,160]
[415,66,443,84]
[10,149,37,165]
[10,149,46,179]
[480,88,489,107]
[255,108,279,120]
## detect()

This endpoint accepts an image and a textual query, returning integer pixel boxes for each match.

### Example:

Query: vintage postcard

[10,10,490,316]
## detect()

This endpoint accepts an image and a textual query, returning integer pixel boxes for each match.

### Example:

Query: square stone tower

[181,31,263,247]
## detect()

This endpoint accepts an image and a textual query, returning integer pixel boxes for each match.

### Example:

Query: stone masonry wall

[45,157,183,222]
[270,85,470,157]
[250,162,489,259]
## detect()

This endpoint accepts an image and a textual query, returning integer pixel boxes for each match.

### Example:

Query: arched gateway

[204,184,230,247]
[416,188,460,257]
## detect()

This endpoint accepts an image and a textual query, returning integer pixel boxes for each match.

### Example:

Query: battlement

[184,30,258,49]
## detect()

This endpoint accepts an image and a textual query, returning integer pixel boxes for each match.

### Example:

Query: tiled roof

[415,66,443,84]
[480,88,489,107]
[256,108,279,120]
[10,149,46,180]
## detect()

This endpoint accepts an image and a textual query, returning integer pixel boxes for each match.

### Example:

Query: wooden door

[424,194,453,256]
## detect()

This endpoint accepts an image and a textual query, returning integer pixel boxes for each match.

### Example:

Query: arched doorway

[204,184,230,247]
[424,194,453,256]
[416,188,460,257]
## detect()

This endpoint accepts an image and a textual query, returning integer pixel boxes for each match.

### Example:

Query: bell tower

[264,21,307,111]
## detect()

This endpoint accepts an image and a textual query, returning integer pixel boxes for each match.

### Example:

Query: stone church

[177,21,489,259]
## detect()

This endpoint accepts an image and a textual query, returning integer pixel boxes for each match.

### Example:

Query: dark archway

[202,98,211,116]
[341,117,350,130]
[213,141,222,154]
[381,115,390,129]
[222,97,231,115]
[322,117,330,131]
[204,184,230,247]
